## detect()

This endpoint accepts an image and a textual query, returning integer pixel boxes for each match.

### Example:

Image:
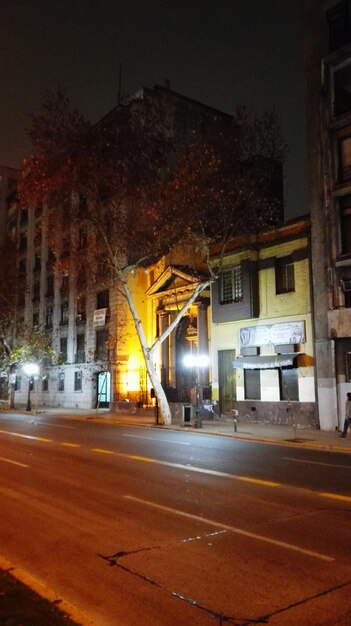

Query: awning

[233,353,302,369]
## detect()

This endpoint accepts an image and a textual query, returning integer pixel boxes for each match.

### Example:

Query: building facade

[210,217,317,428]
[6,87,231,411]
[303,0,351,429]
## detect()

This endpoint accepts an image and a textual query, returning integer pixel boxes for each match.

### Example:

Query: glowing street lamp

[183,353,210,428]
[23,362,39,412]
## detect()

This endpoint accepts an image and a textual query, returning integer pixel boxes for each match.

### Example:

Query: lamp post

[183,354,210,429]
[23,363,39,412]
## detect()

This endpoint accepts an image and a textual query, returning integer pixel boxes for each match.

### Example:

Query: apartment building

[303,0,351,429]
[7,86,234,411]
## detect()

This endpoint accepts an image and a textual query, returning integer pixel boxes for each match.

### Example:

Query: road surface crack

[98,529,257,624]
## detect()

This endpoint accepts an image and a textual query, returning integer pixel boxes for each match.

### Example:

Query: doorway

[97,371,111,408]
[218,349,236,415]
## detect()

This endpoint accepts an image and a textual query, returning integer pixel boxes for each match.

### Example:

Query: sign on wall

[93,308,107,327]
[239,321,305,348]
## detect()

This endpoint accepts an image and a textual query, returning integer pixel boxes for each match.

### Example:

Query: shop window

[279,368,299,401]
[220,266,242,304]
[244,369,261,400]
[58,372,65,392]
[74,371,82,391]
[275,256,295,294]
[339,195,351,254]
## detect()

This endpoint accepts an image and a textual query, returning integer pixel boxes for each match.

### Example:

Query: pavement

[1,405,351,625]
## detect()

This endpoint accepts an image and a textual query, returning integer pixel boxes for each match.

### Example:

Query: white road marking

[283,457,351,469]
[35,422,76,430]
[123,434,191,446]
[124,495,335,562]
[0,456,29,468]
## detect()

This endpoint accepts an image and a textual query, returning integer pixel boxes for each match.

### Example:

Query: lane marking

[124,495,335,562]
[35,422,76,430]
[319,492,351,503]
[60,442,81,448]
[0,430,51,443]
[0,456,29,468]
[1,428,350,502]
[123,434,191,446]
[283,457,351,469]
[91,448,116,455]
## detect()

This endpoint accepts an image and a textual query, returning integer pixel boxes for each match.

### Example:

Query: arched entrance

[97,371,111,408]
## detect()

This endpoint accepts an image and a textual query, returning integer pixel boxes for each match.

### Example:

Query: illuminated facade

[210,217,317,427]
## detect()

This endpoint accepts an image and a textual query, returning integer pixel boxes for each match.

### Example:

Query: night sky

[1,0,306,219]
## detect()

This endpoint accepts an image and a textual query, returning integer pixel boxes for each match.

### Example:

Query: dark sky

[1,0,306,219]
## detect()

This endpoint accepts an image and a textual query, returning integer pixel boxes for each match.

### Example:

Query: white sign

[240,321,305,348]
[93,308,107,327]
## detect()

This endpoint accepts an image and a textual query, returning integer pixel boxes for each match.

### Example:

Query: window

[327,1,351,52]
[60,337,67,362]
[42,377,49,392]
[275,256,295,294]
[58,372,65,392]
[46,275,54,297]
[96,289,109,309]
[61,302,69,325]
[15,375,21,392]
[244,369,260,400]
[33,281,40,301]
[74,371,82,391]
[220,266,242,304]
[18,259,26,277]
[339,195,351,254]
[338,134,351,182]
[279,368,299,401]
[76,333,85,363]
[19,234,27,252]
[346,352,351,380]
[333,59,351,117]
[96,328,109,361]
[77,227,87,250]
[33,253,41,272]
[61,274,69,293]
[46,306,53,329]
[32,311,39,328]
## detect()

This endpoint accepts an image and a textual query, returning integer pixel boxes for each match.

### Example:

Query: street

[0,411,350,625]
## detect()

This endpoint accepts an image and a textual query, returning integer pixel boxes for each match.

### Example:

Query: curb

[0,556,95,626]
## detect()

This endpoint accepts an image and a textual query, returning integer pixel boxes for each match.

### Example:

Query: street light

[183,353,210,429]
[23,362,39,412]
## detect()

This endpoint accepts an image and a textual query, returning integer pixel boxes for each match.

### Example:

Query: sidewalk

[31,405,351,454]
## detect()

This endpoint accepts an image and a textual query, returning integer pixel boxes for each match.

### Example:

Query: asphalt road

[0,411,350,626]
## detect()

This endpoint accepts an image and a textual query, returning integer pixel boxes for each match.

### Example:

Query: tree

[0,236,18,339]
[19,88,285,424]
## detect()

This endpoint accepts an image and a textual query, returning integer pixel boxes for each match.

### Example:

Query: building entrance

[97,371,110,408]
